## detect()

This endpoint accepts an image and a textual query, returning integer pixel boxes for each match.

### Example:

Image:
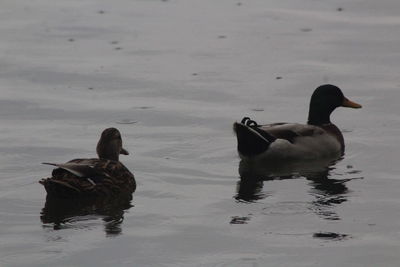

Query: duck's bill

[342,97,362,108]
[120,148,129,155]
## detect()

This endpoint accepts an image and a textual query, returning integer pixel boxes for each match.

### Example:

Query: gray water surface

[1,0,399,266]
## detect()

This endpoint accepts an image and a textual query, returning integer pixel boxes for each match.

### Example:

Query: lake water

[1,0,399,266]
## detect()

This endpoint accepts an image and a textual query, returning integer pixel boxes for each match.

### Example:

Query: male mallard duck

[233,84,362,160]
[40,128,136,198]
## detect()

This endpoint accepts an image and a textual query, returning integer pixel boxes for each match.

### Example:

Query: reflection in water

[235,178,265,203]
[41,195,133,237]
[236,157,362,221]
[230,215,252,225]
[308,171,350,221]
[313,232,350,241]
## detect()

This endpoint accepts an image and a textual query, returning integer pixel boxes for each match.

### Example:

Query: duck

[233,84,362,160]
[39,128,136,198]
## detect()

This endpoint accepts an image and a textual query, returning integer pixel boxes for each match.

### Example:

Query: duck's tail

[39,178,82,198]
[233,117,276,158]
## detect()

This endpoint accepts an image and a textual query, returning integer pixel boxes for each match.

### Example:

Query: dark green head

[307,84,362,125]
[96,128,129,161]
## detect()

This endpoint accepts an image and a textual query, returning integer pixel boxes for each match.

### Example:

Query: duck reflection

[236,157,359,221]
[236,178,265,202]
[41,194,133,237]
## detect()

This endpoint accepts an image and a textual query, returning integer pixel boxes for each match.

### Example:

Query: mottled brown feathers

[40,128,135,198]
[40,158,136,198]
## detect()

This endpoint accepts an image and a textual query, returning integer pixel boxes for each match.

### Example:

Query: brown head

[96,128,129,161]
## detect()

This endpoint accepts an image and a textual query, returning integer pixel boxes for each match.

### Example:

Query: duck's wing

[42,159,112,184]
[42,162,99,178]
[41,159,136,198]
[260,123,324,143]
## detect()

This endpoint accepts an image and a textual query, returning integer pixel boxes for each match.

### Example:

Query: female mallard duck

[233,84,362,160]
[40,128,136,198]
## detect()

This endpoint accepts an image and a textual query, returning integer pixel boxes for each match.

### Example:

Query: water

[0,0,399,266]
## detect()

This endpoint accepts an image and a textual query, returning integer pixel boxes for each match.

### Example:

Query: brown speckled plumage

[40,128,136,198]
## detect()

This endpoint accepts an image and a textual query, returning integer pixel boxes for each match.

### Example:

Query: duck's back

[234,121,343,160]
[41,158,136,198]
